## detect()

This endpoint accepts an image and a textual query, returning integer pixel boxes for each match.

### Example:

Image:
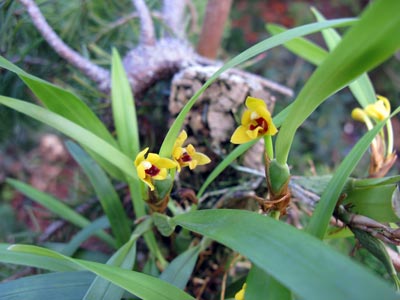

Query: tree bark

[196,0,233,59]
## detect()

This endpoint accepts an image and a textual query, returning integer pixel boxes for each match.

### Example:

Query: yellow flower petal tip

[351,107,368,122]
[172,131,211,171]
[365,95,391,121]
[231,96,277,144]
[134,148,176,190]
[234,283,247,300]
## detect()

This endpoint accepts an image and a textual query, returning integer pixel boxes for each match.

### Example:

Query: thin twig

[162,0,187,38]
[19,0,109,89]
[131,0,156,45]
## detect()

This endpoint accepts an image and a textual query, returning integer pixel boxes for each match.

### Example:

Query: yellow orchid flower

[234,283,247,300]
[135,147,177,191]
[351,107,374,130]
[230,97,278,144]
[173,130,211,171]
[365,95,391,121]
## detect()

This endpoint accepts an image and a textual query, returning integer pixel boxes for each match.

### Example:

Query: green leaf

[0,271,95,300]
[159,244,202,289]
[159,18,357,157]
[6,178,115,247]
[173,209,398,300]
[343,184,400,223]
[83,218,152,300]
[111,48,140,158]
[7,244,195,300]
[0,244,80,272]
[246,265,292,300]
[66,141,131,246]
[61,216,110,257]
[275,0,400,164]
[307,106,400,239]
[0,56,125,180]
[0,96,137,181]
[311,7,376,108]
[268,22,376,109]
[266,24,327,65]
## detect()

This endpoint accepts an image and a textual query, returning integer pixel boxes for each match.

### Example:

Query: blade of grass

[159,18,357,157]
[111,48,140,158]
[307,107,400,238]
[7,244,195,300]
[6,178,115,247]
[0,96,137,180]
[275,0,400,164]
[172,209,398,300]
[66,141,131,246]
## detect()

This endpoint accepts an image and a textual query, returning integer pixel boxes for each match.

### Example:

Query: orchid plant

[0,1,400,300]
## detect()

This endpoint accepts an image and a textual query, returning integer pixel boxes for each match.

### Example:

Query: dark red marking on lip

[249,117,268,133]
[145,165,160,176]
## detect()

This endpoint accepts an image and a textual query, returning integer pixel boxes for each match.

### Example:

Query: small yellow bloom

[351,107,371,124]
[135,148,177,191]
[173,130,211,171]
[234,283,247,300]
[365,95,391,121]
[231,97,278,144]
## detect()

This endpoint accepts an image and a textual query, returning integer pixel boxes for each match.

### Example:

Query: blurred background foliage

[0,0,399,285]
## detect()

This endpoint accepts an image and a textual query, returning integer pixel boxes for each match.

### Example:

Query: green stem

[264,135,274,160]
[386,119,394,156]
[270,210,281,220]
[128,180,168,269]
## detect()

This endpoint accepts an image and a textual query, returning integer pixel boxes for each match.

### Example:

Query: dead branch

[197,0,233,59]
[162,0,187,38]
[19,0,110,90]
[131,0,156,46]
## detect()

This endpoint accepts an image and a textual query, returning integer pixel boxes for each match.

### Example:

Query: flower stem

[386,119,394,156]
[270,210,281,220]
[264,135,274,160]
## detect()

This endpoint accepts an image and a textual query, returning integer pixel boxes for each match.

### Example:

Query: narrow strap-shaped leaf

[61,216,110,257]
[0,96,137,181]
[0,271,95,300]
[173,209,398,300]
[159,244,202,289]
[159,18,357,157]
[66,141,131,246]
[111,49,140,158]
[307,107,400,238]
[311,7,376,108]
[275,0,400,164]
[0,244,80,272]
[83,218,152,300]
[246,265,292,300]
[266,24,327,65]
[6,178,115,247]
[7,244,195,300]
[267,23,376,109]
[0,56,125,180]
